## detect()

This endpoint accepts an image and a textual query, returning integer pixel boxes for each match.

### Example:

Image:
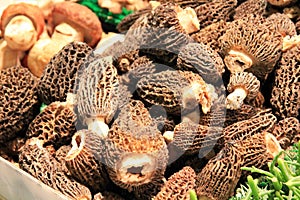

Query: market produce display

[0,0,300,200]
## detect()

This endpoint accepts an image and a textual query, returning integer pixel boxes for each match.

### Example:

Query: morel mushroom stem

[225,50,253,72]
[176,7,200,34]
[86,117,109,138]
[226,87,248,110]
[163,131,174,144]
[4,15,37,51]
[282,35,300,52]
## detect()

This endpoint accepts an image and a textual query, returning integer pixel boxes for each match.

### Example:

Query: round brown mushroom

[49,1,102,48]
[226,72,260,110]
[0,66,39,143]
[267,0,297,7]
[0,3,45,51]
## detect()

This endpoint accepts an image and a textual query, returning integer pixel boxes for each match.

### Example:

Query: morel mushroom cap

[154,166,196,200]
[105,115,168,192]
[137,70,213,115]
[222,110,277,143]
[267,0,297,7]
[65,130,109,193]
[49,2,102,47]
[164,121,222,156]
[219,15,283,79]
[235,132,282,169]
[1,3,45,51]
[270,44,300,119]
[76,56,119,138]
[26,94,77,148]
[177,42,225,84]
[264,13,297,37]
[37,41,93,105]
[0,66,39,143]
[194,0,237,29]
[226,72,260,110]
[233,0,267,20]
[272,117,300,149]
[196,143,243,200]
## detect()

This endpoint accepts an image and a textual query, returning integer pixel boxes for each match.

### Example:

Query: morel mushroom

[177,42,225,84]
[0,66,39,143]
[76,56,119,138]
[37,41,93,104]
[164,121,222,156]
[0,3,45,51]
[264,13,297,37]
[194,0,237,29]
[19,138,92,200]
[270,44,300,119]
[154,166,196,200]
[65,130,109,193]
[272,117,300,149]
[26,94,77,148]
[267,0,297,7]
[233,0,267,20]
[104,114,168,192]
[196,143,243,200]
[136,70,213,115]
[219,15,283,79]
[235,132,282,169]
[226,72,260,110]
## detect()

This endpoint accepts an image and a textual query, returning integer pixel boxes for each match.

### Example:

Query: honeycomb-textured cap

[264,13,297,37]
[37,41,93,104]
[234,0,267,20]
[0,66,39,143]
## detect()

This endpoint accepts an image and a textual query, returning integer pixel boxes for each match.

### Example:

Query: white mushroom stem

[177,7,200,34]
[225,50,253,73]
[4,15,38,51]
[86,117,109,138]
[226,87,248,110]
[163,131,174,144]
[282,35,300,52]
[0,39,21,70]
[52,23,84,45]
[265,132,282,158]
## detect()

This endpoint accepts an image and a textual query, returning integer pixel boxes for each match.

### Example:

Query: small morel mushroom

[226,72,260,110]
[177,42,225,84]
[223,110,277,143]
[196,143,243,200]
[233,0,267,20]
[272,117,300,149]
[37,41,93,104]
[26,94,77,148]
[235,132,282,169]
[194,0,237,29]
[164,121,222,156]
[76,56,119,138]
[154,166,196,200]
[264,13,297,37]
[219,15,283,79]
[19,138,92,200]
[136,70,213,115]
[104,114,168,193]
[191,20,228,53]
[267,0,297,7]
[0,66,39,143]
[270,44,300,119]
[65,130,109,193]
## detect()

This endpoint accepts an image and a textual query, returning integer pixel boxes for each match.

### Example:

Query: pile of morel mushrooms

[0,0,300,200]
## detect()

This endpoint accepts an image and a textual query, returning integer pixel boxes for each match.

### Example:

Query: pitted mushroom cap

[49,2,102,47]
[37,41,93,105]
[0,66,39,143]
[26,100,77,148]
[154,166,196,200]
[194,0,237,29]
[264,13,297,37]
[0,3,45,39]
[177,42,225,84]
[219,15,283,79]
[234,0,267,20]
[227,72,260,101]
[76,56,119,125]
[196,143,243,200]
[267,0,297,7]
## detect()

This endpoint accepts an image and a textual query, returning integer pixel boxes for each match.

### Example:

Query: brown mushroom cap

[264,13,297,37]
[0,3,45,38]
[49,2,102,47]
[267,0,297,7]
[234,0,267,20]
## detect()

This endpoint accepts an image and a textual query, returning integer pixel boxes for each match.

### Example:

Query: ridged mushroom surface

[233,0,267,20]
